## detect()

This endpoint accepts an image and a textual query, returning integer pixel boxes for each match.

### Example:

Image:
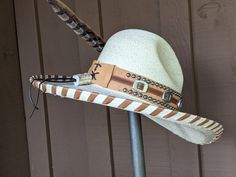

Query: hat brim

[31,77,223,145]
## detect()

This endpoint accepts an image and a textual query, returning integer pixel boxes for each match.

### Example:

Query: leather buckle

[133,80,148,93]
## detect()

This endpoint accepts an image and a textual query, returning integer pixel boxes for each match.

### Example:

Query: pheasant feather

[47,0,105,52]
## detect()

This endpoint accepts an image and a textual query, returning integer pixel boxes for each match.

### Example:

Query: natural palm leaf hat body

[30,0,223,145]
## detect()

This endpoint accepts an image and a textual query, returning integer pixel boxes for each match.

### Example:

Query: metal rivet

[142,78,146,81]
[138,93,143,97]
[148,96,152,101]
[126,73,131,77]
[143,95,148,99]
[123,88,128,92]
[137,76,141,80]
[128,90,133,94]
[132,74,136,78]
[146,80,151,84]
[133,92,138,96]
[151,81,155,85]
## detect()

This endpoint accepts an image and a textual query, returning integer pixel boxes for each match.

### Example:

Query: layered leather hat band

[88,60,183,110]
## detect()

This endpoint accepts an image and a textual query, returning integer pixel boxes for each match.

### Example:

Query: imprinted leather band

[88,60,183,110]
[48,0,105,52]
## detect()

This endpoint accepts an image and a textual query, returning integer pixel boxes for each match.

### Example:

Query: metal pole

[128,112,146,177]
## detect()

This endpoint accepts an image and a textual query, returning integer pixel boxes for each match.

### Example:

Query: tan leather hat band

[88,60,183,110]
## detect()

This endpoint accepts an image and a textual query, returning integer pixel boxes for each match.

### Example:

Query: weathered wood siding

[14,0,236,177]
[0,0,30,177]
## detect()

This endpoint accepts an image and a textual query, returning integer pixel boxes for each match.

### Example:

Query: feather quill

[47,0,105,52]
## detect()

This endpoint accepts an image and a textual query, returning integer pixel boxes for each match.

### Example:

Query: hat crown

[98,29,183,93]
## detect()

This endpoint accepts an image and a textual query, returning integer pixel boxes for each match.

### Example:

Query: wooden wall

[14,0,236,177]
[0,0,30,177]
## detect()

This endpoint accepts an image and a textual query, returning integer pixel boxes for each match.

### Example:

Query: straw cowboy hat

[30,0,223,145]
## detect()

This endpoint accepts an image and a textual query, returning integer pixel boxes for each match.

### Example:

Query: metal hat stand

[46,1,147,176]
[128,112,146,177]
[98,46,147,177]
[97,47,147,177]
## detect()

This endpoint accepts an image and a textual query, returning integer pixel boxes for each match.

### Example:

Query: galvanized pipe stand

[128,112,146,177]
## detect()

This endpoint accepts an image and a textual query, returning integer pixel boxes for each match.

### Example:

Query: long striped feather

[47,0,105,52]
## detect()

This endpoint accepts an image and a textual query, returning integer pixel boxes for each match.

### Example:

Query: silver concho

[177,99,183,109]
[162,91,172,103]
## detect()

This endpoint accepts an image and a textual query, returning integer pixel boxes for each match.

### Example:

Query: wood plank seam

[97,0,116,176]
[33,0,54,177]
[187,0,203,177]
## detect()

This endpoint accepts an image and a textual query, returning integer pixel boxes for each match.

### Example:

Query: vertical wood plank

[14,0,51,176]
[101,0,201,177]
[191,0,236,177]
[15,0,235,177]
[36,0,89,176]
[100,1,172,177]
[159,1,201,177]
[0,0,30,176]
[75,0,114,177]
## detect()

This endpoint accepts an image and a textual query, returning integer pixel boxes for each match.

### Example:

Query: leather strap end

[88,60,115,88]
[88,60,97,73]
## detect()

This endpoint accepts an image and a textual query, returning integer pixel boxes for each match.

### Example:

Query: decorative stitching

[29,77,224,144]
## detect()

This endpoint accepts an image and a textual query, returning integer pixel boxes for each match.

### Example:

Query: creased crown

[98,29,184,93]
